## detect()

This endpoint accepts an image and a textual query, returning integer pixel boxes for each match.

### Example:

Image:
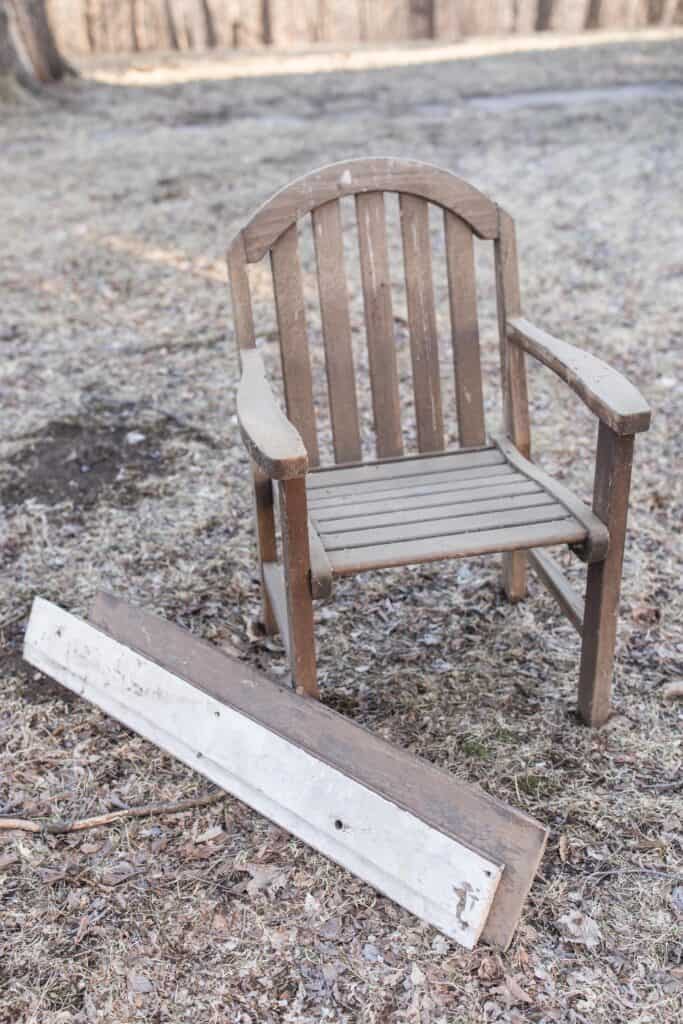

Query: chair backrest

[227,157,525,467]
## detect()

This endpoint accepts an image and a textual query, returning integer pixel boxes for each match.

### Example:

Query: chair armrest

[237,349,308,479]
[507,316,651,435]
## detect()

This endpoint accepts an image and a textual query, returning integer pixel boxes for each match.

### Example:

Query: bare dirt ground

[1,29,682,1024]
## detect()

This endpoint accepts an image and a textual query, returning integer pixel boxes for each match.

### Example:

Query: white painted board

[24,598,503,948]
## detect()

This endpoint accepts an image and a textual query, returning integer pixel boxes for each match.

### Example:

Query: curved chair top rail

[237,157,500,262]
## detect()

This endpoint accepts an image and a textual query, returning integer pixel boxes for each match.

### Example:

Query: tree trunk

[9,0,75,81]
[163,0,180,48]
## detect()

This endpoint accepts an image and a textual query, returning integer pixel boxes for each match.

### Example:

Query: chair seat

[307,440,608,578]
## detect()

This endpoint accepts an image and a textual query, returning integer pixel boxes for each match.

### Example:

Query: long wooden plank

[356,191,403,458]
[242,158,499,261]
[528,548,584,635]
[313,491,555,535]
[322,503,572,551]
[308,464,517,507]
[400,194,444,453]
[492,433,609,562]
[30,594,549,948]
[328,519,586,574]
[310,478,541,522]
[445,211,486,447]
[312,200,362,463]
[271,224,319,466]
[307,446,503,490]
[24,599,502,950]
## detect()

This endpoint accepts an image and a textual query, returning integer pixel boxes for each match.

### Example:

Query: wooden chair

[228,158,650,727]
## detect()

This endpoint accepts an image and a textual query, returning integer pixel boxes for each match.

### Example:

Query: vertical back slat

[227,233,255,356]
[271,224,320,466]
[355,192,403,459]
[399,194,444,453]
[444,211,486,447]
[312,201,362,464]
[495,209,530,458]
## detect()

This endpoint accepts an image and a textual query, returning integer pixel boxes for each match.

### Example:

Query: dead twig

[0,790,226,835]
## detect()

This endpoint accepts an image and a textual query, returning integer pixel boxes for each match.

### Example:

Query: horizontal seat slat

[314,491,555,535]
[307,446,503,490]
[328,520,588,575]
[308,464,516,507]
[323,504,574,551]
[310,478,541,523]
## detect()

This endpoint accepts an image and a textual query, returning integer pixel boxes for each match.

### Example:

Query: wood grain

[356,191,403,458]
[312,200,362,463]
[237,350,308,479]
[528,548,584,634]
[86,591,548,949]
[579,424,635,726]
[399,194,444,452]
[271,224,319,466]
[445,211,486,447]
[242,158,499,261]
[507,316,651,435]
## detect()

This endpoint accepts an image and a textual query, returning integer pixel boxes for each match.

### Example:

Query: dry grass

[1,30,682,1024]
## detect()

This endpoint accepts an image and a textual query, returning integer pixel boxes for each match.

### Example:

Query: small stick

[0,790,226,835]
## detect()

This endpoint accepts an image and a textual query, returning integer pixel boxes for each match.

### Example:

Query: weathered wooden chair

[228,158,650,727]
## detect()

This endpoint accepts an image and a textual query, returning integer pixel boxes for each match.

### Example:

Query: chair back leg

[579,424,635,726]
[279,477,319,698]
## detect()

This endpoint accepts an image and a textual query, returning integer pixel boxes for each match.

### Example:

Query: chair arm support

[507,317,651,436]
[237,349,308,479]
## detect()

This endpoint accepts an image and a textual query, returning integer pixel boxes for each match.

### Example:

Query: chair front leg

[278,476,318,699]
[252,462,278,635]
[579,422,635,727]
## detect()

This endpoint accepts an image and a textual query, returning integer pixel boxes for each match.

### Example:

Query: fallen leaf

[245,862,286,896]
[431,934,449,955]
[557,910,602,949]
[477,954,503,981]
[362,942,382,963]
[0,852,19,871]
[212,911,229,931]
[127,972,153,994]
[100,861,138,886]
[318,916,343,940]
[195,825,224,844]
[410,963,425,987]
[559,834,569,863]
[662,682,683,702]
[671,886,683,917]
[504,974,533,1005]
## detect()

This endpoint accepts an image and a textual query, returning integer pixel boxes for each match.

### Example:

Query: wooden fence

[48,0,682,55]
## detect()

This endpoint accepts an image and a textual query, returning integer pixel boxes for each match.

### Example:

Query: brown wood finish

[227,233,255,351]
[493,433,609,563]
[271,224,320,466]
[242,158,499,261]
[507,317,651,435]
[495,207,530,601]
[356,191,403,458]
[229,159,650,729]
[578,424,635,726]
[308,518,333,600]
[399,194,444,452]
[89,591,548,950]
[312,200,362,463]
[278,476,318,698]
[327,519,586,576]
[528,548,584,635]
[252,462,278,634]
[444,211,486,447]
[237,349,308,479]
